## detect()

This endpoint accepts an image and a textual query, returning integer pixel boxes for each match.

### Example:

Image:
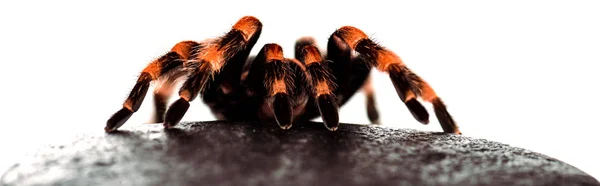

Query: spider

[105,16,461,134]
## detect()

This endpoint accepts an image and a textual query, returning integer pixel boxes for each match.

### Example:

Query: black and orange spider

[105,16,461,134]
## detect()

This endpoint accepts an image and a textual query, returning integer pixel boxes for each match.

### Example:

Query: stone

[2,121,598,186]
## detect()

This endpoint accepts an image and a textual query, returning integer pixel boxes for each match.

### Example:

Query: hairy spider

[105,16,461,134]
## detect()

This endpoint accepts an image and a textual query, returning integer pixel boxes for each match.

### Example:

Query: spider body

[105,16,461,134]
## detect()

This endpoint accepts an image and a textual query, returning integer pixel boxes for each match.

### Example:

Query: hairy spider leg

[150,41,199,123]
[362,76,380,124]
[105,41,195,132]
[331,26,461,134]
[295,43,340,131]
[199,18,263,121]
[162,16,263,128]
[244,44,296,129]
[328,36,382,125]
[293,37,378,126]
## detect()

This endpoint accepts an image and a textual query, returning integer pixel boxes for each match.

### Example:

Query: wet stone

[2,121,598,186]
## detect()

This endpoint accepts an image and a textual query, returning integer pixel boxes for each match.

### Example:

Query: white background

[1,0,599,181]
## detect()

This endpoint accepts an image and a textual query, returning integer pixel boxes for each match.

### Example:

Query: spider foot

[317,94,339,131]
[272,93,293,130]
[163,98,190,129]
[432,98,461,134]
[105,107,134,133]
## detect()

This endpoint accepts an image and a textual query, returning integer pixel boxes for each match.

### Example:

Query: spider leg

[149,70,186,123]
[296,42,340,131]
[245,44,295,129]
[105,41,197,132]
[199,17,263,121]
[323,35,378,123]
[362,76,380,124]
[162,16,263,128]
[330,26,461,134]
[162,62,211,128]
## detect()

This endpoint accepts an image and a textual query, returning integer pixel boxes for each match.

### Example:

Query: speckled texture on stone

[2,121,598,186]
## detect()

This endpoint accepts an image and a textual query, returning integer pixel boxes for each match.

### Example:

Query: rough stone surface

[2,121,598,186]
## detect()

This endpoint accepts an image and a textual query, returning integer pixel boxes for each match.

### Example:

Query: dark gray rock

[2,121,598,186]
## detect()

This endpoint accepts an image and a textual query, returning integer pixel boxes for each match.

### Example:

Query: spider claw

[279,123,293,130]
[317,94,339,131]
[272,93,293,130]
[163,98,190,128]
[105,107,134,133]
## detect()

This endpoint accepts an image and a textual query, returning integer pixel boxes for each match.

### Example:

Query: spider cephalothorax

[105,16,461,134]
